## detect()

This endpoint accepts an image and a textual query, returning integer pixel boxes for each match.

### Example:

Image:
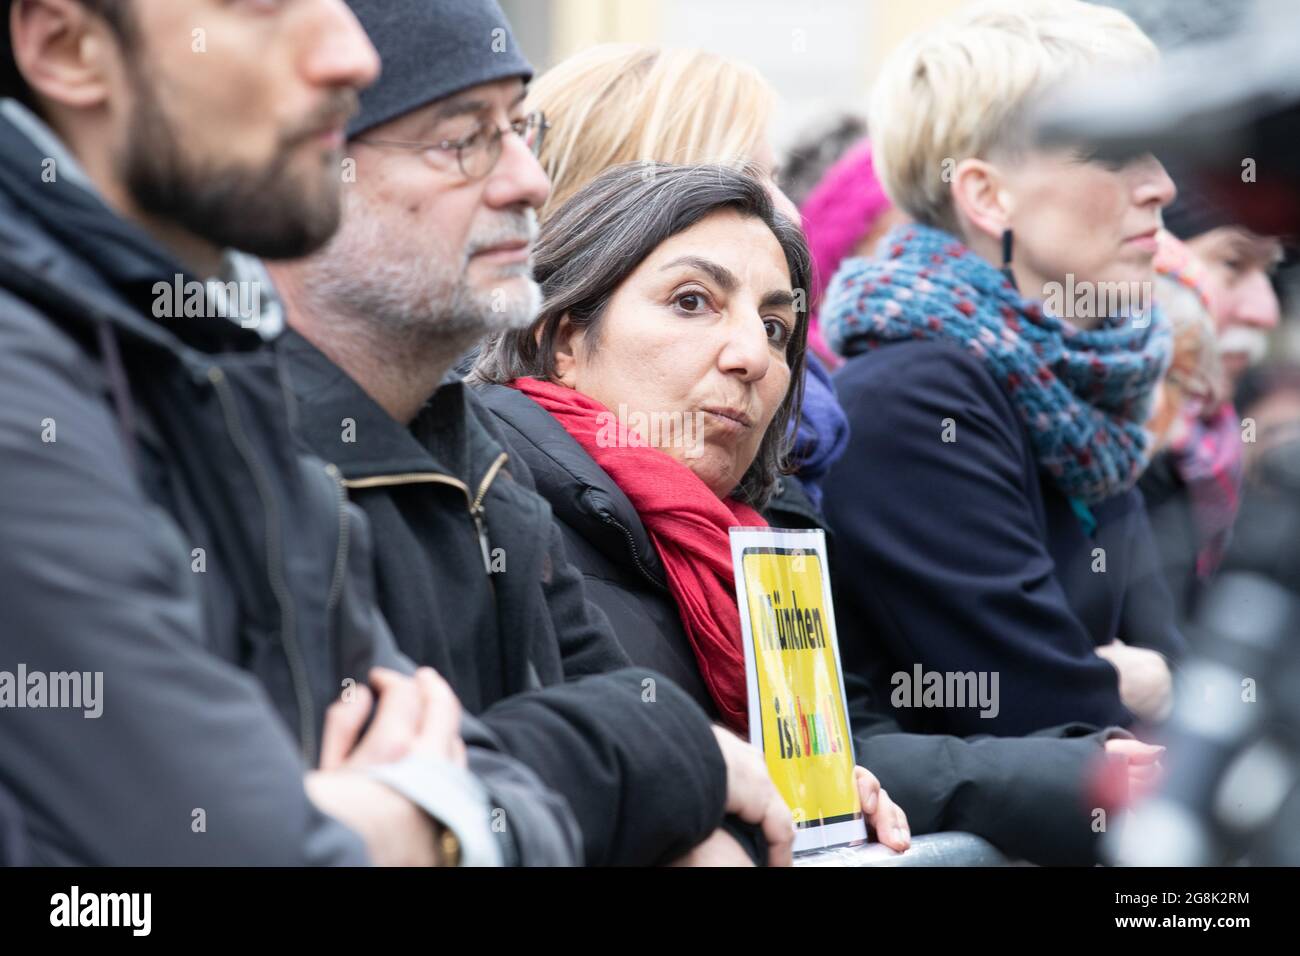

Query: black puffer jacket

[0,107,577,866]
[476,381,1129,865]
[472,385,715,712]
[281,330,728,866]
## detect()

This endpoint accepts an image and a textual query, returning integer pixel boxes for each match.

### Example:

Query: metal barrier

[795,832,1014,867]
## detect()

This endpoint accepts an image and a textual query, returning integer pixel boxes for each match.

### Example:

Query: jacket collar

[278,327,507,488]
[472,382,667,587]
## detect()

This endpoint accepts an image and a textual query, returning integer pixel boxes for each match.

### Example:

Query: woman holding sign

[470,163,909,860]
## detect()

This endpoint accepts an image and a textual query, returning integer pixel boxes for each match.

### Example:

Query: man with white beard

[1163,191,1284,387]
[269,0,795,869]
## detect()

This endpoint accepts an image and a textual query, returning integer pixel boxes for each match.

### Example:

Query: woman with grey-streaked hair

[472,162,809,510]
[471,163,914,862]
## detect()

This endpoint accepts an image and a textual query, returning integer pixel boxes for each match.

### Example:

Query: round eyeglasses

[356,111,549,180]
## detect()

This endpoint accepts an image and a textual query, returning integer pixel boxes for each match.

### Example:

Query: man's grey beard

[309,203,541,352]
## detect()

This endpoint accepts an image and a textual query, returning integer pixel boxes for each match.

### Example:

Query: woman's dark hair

[2,1,133,112]
[472,161,812,509]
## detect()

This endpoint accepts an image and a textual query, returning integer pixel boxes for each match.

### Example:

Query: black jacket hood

[472,382,668,589]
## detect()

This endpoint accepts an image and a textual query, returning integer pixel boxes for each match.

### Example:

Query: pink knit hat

[798,138,894,365]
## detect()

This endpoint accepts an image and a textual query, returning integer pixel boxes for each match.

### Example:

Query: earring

[1000,228,1019,292]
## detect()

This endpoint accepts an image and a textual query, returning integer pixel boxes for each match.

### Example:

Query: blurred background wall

[500,0,1270,150]
[500,0,966,151]
[501,0,1295,347]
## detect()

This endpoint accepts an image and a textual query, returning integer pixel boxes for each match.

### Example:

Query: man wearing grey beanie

[270,0,794,866]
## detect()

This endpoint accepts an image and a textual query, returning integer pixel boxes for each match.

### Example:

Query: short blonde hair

[526,44,776,219]
[869,0,1159,236]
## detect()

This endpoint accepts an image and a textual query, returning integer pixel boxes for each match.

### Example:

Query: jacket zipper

[600,512,668,591]
[323,463,350,620]
[344,451,509,575]
[208,367,315,763]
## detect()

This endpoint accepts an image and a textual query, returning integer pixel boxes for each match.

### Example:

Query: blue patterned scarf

[821,223,1172,506]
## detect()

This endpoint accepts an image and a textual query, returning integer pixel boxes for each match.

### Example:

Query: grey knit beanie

[345,0,533,138]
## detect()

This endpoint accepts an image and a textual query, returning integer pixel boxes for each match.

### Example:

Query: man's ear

[547,314,582,387]
[11,0,116,111]
[951,157,1013,242]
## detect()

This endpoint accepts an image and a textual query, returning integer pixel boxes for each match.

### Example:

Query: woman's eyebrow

[659,257,793,309]
[659,256,738,292]
[760,290,796,310]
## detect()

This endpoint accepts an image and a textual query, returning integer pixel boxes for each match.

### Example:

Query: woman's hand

[1103,737,1166,804]
[855,766,910,852]
[1095,641,1173,722]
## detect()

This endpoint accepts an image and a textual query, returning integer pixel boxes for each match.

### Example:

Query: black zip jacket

[0,107,577,865]
[475,381,1130,865]
[279,331,728,866]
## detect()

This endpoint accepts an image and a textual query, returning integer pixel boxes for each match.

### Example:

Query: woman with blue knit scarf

[820,0,1187,740]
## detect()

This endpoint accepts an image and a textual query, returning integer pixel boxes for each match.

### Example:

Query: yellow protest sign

[730,528,867,853]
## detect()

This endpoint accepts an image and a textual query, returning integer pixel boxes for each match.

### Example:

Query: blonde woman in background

[528,45,792,220]
[818,0,1184,736]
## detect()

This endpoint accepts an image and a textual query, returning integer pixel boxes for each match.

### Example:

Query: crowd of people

[0,0,1292,867]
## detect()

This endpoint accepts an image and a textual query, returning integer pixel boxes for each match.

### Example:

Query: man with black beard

[270,0,795,867]
[0,0,584,865]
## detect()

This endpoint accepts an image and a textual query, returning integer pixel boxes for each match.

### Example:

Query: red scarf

[510,377,764,732]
